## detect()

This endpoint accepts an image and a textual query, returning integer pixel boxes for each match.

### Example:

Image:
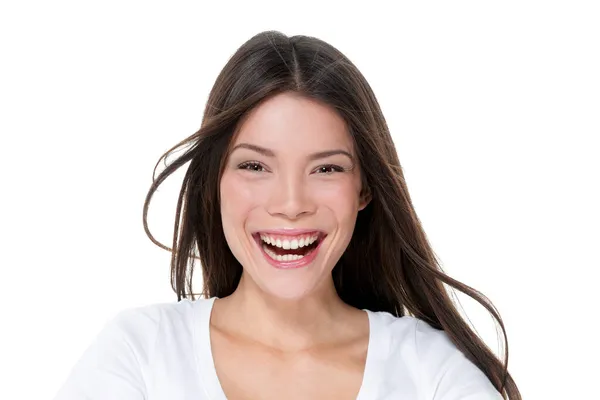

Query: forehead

[232,92,353,152]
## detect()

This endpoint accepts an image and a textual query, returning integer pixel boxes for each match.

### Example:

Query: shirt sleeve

[414,319,503,400]
[52,308,157,400]
[432,350,504,400]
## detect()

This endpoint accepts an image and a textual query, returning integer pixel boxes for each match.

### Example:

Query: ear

[358,187,372,211]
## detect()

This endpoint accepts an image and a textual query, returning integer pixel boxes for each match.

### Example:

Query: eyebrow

[231,143,355,162]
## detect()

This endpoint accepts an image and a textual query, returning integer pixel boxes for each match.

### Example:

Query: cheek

[313,179,361,213]
[220,174,253,258]
[313,182,360,241]
[219,173,261,225]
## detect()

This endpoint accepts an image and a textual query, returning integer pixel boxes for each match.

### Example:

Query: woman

[54,31,520,399]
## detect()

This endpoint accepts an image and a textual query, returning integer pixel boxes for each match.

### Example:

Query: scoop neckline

[193,297,380,400]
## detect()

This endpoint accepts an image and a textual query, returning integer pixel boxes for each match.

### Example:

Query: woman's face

[219,91,369,300]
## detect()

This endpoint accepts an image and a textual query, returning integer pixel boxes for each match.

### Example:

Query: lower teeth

[262,244,307,262]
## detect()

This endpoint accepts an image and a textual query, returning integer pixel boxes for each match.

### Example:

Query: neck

[212,273,356,352]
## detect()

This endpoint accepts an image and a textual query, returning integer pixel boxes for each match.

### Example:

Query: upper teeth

[259,234,319,249]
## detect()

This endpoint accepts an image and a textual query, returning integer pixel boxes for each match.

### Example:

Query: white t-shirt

[53,297,503,399]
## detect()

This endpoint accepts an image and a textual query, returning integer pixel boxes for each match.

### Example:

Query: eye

[314,164,346,175]
[238,161,267,173]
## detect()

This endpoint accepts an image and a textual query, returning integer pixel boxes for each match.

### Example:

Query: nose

[266,172,316,220]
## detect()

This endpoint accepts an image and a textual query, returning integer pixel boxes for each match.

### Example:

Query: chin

[258,282,319,301]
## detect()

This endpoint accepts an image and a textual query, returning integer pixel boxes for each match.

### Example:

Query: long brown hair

[143,30,520,399]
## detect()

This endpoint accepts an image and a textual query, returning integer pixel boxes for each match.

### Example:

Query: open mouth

[252,231,326,263]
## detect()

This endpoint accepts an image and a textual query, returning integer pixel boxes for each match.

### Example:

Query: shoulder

[367,310,448,357]
[368,311,502,399]
[97,298,191,347]
[109,297,199,336]
[110,295,217,332]
[53,297,215,399]
[103,297,216,358]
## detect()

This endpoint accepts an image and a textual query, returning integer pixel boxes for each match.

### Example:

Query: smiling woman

[218,92,369,302]
[53,31,521,400]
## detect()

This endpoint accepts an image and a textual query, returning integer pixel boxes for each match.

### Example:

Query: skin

[213,91,372,399]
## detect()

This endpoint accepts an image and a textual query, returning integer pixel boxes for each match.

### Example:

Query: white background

[1,1,598,398]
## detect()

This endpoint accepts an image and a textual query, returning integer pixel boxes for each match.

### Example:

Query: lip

[253,228,324,236]
[252,232,327,270]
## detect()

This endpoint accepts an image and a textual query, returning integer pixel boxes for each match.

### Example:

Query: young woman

[54,30,521,399]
